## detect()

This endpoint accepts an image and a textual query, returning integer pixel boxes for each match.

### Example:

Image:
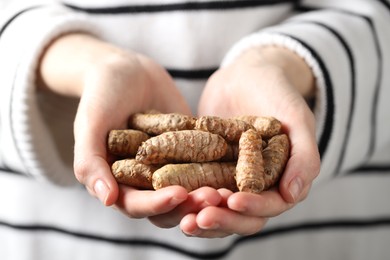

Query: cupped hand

[72,50,192,215]
[182,46,321,237]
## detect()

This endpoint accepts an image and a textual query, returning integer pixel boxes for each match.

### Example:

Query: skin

[38,33,320,238]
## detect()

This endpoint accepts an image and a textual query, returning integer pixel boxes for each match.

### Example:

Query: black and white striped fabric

[0,0,390,259]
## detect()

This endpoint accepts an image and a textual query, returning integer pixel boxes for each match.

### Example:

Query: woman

[0,0,389,259]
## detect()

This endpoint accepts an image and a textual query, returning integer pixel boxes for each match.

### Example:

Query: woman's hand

[181,46,321,237]
[38,33,193,218]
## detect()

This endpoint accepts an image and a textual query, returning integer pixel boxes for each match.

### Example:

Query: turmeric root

[152,162,237,192]
[107,129,149,157]
[129,112,196,135]
[108,112,290,193]
[111,159,159,189]
[220,141,267,162]
[236,129,265,194]
[219,143,239,162]
[136,130,228,164]
[263,134,290,190]
[235,116,282,139]
[195,116,254,143]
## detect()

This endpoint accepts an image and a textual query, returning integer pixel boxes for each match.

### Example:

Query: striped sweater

[0,0,390,259]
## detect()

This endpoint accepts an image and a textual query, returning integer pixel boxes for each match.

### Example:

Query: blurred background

[1,0,13,10]
[0,0,11,9]
[1,0,37,10]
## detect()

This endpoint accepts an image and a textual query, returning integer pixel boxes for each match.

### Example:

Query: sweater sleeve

[222,0,390,182]
[0,2,102,185]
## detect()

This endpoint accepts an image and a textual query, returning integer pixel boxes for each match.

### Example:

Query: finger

[294,183,312,203]
[73,95,127,206]
[227,190,294,217]
[180,213,230,238]
[280,138,319,203]
[227,183,312,217]
[75,153,118,206]
[217,188,234,207]
[115,185,188,219]
[181,207,268,237]
[73,120,119,206]
[148,187,222,228]
[279,112,320,204]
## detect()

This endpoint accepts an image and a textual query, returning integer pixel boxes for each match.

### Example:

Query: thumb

[73,105,119,206]
[278,120,320,204]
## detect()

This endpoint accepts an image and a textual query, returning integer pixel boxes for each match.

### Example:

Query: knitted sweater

[1,0,390,259]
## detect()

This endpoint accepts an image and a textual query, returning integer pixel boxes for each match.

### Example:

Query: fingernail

[169,196,186,206]
[94,179,109,205]
[185,227,202,237]
[289,177,303,202]
[200,222,220,230]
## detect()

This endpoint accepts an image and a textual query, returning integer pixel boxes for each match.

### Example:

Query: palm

[198,62,319,208]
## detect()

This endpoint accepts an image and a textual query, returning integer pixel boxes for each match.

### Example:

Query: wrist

[235,46,315,99]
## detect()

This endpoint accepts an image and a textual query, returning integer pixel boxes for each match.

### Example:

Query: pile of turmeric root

[107,111,290,194]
